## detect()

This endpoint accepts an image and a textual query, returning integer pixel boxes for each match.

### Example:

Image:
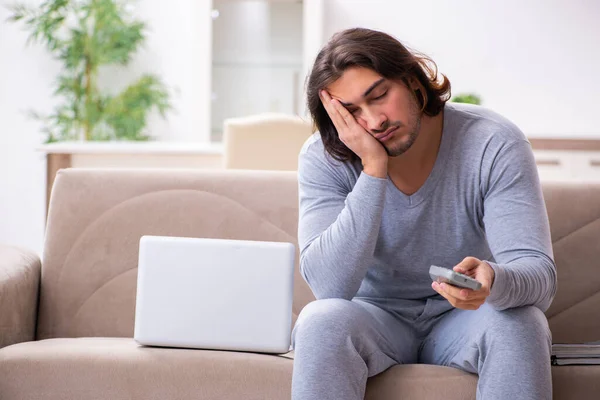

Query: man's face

[326,66,422,157]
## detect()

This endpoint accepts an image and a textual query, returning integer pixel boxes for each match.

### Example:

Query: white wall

[315,0,600,138]
[0,5,55,255]
[0,1,213,254]
[301,0,325,117]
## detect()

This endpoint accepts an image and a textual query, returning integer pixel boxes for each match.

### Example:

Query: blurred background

[1,0,599,255]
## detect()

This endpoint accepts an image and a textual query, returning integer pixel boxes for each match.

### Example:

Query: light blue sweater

[297,102,557,317]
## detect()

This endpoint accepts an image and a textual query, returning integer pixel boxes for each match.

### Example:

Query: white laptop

[134,235,295,354]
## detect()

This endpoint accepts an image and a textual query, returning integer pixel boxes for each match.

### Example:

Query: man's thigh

[418,302,551,373]
[292,298,421,368]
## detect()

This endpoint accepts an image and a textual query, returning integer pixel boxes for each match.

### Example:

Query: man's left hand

[431,256,495,310]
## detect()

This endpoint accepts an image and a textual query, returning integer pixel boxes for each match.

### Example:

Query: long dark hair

[306,27,451,163]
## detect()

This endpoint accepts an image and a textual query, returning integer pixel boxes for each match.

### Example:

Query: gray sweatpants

[291,298,552,400]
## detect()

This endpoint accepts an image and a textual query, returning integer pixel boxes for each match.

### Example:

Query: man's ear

[409,78,423,93]
[410,80,427,110]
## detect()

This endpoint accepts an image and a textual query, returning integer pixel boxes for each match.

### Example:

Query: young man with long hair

[292,27,556,400]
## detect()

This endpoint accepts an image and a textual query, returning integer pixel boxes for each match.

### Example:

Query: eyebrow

[339,78,386,108]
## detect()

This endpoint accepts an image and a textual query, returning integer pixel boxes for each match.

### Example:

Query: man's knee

[292,299,366,345]
[486,305,551,344]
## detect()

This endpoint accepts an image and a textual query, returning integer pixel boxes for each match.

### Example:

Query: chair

[223,113,313,171]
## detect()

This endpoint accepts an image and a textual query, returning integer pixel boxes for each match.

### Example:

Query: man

[292,27,556,400]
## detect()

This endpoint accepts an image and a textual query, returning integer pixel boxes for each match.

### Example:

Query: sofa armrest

[0,245,41,348]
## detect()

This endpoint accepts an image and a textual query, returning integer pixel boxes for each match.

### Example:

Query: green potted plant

[451,92,482,105]
[7,0,172,142]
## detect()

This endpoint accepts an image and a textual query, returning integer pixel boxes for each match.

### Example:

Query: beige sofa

[1,168,599,399]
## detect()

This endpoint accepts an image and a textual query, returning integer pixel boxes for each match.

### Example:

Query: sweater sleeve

[297,143,387,300]
[482,139,557,311]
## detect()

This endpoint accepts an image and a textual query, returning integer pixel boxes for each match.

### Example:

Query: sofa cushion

[2,337,596,399]
[367,363,600,400]
[0,337,293,400]
[365,364,477,399]
[0,337,477,400]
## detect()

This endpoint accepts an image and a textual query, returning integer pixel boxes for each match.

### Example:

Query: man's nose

[364,109,387,132]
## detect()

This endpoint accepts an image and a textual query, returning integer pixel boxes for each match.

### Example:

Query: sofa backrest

[542,182,600,343]
[37,168,315,340]
[37,169,600,344]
